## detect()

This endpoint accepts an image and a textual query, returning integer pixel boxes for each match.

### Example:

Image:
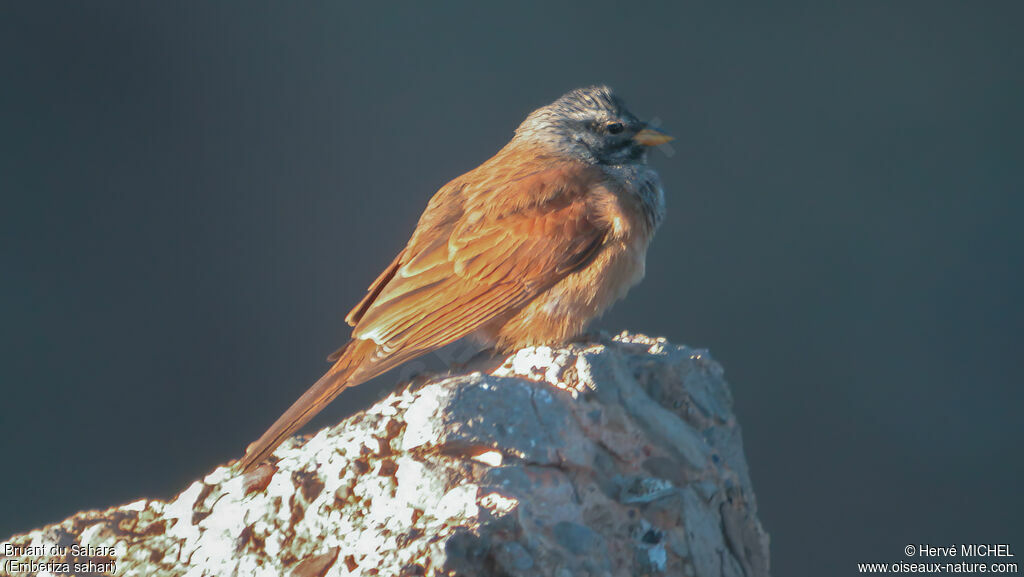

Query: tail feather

[238,339,372,473]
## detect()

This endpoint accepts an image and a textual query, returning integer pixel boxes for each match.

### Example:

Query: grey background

[2,2,1022,575]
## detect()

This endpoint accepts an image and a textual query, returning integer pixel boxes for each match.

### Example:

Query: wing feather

[346,158,607,361]
[344,250,404,327]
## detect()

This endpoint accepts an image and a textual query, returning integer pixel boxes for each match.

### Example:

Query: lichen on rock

[1,332,770,577]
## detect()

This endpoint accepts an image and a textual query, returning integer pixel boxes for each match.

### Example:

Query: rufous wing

[341,160,609,375]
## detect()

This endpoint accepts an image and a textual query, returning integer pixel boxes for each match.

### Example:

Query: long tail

[238,339,376,473]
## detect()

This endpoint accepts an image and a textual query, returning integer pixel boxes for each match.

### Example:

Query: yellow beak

[633,126,674,147]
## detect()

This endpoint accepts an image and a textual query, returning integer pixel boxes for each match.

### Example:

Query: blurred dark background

[2,2,1022,574]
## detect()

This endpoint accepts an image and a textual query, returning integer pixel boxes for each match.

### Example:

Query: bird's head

[515,85,673,166]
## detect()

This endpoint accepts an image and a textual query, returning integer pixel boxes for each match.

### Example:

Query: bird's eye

[606,122,624,135]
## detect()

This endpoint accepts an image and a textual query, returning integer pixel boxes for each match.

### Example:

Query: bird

[238,85,672,473]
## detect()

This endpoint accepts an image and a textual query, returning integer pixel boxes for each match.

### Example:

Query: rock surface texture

[2,333,769,577]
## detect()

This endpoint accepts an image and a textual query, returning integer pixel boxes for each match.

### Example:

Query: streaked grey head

[515,86,672,166]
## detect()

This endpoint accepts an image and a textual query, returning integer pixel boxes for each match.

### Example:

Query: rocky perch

[1,333,769,577]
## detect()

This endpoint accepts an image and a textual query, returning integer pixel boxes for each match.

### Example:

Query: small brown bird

[238,86,672,472]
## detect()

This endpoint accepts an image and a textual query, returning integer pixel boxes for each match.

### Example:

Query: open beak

[633,126,674,147]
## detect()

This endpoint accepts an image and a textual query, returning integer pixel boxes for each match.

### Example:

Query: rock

[0,332,770,577]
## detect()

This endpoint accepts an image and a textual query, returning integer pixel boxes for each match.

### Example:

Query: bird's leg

[451,346,506,375]
[568,329,612,346]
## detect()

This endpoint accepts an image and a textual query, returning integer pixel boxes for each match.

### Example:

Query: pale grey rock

[0,332,770,577]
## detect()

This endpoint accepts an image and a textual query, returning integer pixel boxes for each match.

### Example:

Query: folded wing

[339,160,608,376]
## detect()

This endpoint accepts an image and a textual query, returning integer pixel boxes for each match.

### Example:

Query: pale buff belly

[482,238,648,350]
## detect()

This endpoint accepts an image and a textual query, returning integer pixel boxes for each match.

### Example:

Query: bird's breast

[487,236,648,349]
[483,176,658,350]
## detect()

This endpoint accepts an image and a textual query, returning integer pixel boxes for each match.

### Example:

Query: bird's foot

[450,347,505,375]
